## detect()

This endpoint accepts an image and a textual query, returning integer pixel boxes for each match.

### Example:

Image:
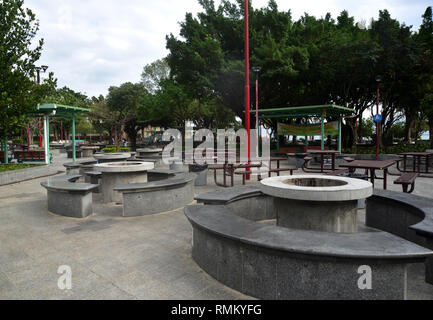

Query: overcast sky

[26,0,431,98]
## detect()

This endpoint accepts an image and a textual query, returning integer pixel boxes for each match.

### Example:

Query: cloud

[25,0,431,98]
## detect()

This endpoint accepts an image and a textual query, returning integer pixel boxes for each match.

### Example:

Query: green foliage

[0,0,56,139]
[102,146,130,153]
[343,143,429,154]
[0,164,42,172]
[165,2,433,147]
[12,138,24,145]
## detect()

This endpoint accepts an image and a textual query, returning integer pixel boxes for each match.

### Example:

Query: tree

[106,82,146,148]
[0,0,55,143]
[141,58,170,93]
[417,7,433,147]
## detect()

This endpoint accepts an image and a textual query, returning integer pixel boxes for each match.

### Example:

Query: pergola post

[338,118,342,153]
[2,139,8,164]
[44,116,50,165]
[321,109,325,151]
[72,113,76,163]
[276,126,279,153]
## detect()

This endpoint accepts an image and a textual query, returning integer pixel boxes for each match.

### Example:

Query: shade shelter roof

[27,103,91,164]
[30,103,90,118]
[251,104,354,119]
[250,105,355,153]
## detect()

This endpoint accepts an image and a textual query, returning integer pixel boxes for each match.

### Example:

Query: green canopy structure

[28,103,91,163]
[250,104,355,152]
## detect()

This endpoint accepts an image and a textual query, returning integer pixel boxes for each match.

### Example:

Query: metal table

[339,159,397,190]
[397,152,433,174]
[306,150,340,172]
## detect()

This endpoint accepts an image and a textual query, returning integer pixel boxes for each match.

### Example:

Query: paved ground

[1,152,433,300]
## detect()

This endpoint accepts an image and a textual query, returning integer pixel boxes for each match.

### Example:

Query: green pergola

[29,103,91,163]
[251,104,355,152]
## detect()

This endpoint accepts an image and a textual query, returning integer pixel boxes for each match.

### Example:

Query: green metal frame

[28,103,90,164]
[250,104,354,153]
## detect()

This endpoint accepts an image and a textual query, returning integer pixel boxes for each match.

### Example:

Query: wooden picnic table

[397,152,433,174]
[306,150,340,172]
[339,159,397,190]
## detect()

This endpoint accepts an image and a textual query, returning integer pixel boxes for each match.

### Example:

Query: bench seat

[367,189,433,284]
[394,172,419,193]
[113,173,195,217]
[41,175,99,218]
[186,204,433,300]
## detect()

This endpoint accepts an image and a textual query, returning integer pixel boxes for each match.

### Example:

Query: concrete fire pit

[94,152,131,163]
[94,161,154,203]
[260,175,372,233]
[136,148,162,158]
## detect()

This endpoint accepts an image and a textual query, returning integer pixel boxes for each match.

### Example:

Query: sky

[26,0,432,98]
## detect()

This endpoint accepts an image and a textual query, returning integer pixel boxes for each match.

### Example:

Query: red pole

[244,0,251,179]
[376,87,380,160]
[27,124,31,149]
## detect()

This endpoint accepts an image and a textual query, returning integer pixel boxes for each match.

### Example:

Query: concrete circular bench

[114,173,195,217]
[41,175,99,218]
[187,187,433,300]
[367,189,433,284]
[63,160,97,175]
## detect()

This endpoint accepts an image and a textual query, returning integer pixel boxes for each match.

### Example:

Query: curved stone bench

[147,169,184,182]
[366,189,433,284]
[41,175,99,218]
[114,173,195,217]
[195,185,273,221]
[185,203,432,300]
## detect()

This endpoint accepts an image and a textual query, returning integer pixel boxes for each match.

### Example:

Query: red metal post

[376,87,380,160]
[244,0,251,179]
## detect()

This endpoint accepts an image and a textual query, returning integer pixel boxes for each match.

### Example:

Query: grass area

[0,164,43,173]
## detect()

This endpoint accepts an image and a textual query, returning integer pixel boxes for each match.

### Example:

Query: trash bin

[338,172,368,209]
[189,164,208,186]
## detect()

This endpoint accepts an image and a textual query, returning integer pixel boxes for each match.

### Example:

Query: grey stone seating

[367,189,433,284]
[41,175,99,218]
[84,171,102,193]
[196,185,262,205]
[63,160,97,175]
[113,173,195,217]
[394,172,419,193]
[147,169,184,182]
[185,204,432,300]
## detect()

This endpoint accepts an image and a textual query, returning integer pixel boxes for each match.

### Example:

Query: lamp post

[253,66,261,155]
[375,75,382,161]
[36,65,49,147]
[244,0,251,179]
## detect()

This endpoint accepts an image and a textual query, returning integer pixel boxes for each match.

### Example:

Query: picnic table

[305,150,340,172]
[261,156,297,177]
[397,152,433,174]
[339,159,397,190]
[211,162,262,187]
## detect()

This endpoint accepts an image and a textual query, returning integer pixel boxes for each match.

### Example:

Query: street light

[375,75,382,160]
[35,65,49,147]
[252,66,261,154]
[244,0,251,179]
